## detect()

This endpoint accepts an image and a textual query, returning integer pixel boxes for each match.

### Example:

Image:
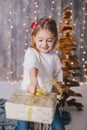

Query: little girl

[15,17,65,130]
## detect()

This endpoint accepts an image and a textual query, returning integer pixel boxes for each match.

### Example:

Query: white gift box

[5,89,57,124]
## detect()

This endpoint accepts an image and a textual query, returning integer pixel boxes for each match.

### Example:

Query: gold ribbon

[27,78,63,121]
[27,94,35,121]
[36,78,63,99]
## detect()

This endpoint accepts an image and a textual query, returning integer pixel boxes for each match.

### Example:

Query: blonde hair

[30,17,58,49]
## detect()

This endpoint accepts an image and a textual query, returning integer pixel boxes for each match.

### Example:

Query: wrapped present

[5,89,57,124]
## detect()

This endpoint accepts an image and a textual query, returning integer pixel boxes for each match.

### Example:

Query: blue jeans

[15,105,65,130]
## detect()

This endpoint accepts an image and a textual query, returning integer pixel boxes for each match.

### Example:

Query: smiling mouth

[41,47,48,50]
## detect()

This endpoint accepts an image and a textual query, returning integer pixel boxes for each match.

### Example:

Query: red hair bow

[30,22,37,29]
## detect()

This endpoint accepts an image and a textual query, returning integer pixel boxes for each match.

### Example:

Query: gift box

[5,89,57,124]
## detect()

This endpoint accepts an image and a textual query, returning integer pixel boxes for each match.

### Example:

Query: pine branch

[62,64,81,70]
[63,12,71,17]
[63,71,81,78]
[67,98,84,111]
[69,55,78,60]
[64,6,71,12]
[58,36,75,42]
[63,11,72,18]
[58,44,76,50]
[64,81,80,87]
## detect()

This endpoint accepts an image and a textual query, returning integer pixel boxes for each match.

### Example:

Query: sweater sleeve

[23,48,39,71]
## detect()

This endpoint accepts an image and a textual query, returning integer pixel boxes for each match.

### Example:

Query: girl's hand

[27,79,39,94]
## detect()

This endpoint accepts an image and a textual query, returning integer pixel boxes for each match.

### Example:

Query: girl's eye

[38,39,43,42]
[47,39,53,42]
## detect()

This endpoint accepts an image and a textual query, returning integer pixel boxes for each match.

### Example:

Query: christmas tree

[56,6,83,111]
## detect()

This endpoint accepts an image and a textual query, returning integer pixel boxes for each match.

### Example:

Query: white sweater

[21,48,63,92]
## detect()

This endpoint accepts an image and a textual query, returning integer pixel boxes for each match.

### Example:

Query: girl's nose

[43,40,47,46]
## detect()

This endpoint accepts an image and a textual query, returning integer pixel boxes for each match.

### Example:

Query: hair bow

[30,22,37,29]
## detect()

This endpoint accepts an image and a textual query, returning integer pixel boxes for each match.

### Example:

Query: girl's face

[34,29,56,53]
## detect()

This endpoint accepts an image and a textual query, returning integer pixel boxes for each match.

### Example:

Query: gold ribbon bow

[36,77,63,99]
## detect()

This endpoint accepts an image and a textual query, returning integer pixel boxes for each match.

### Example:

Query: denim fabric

[15,105,65,130]
[15,120,30,130]
[51,105,65,130]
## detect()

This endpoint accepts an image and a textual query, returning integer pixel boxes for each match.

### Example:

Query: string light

[81,1,87,82]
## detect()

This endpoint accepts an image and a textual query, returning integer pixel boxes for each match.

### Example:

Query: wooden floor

[0,81,87,130]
